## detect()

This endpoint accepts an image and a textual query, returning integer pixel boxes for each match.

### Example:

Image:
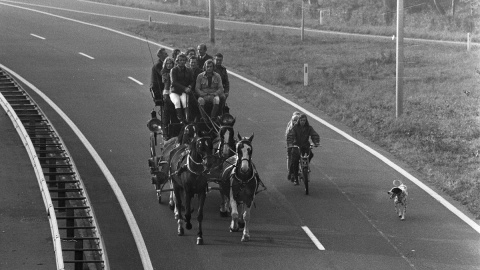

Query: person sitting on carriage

[150,48,168,106]
[170,53,194,124]
[195,59,225,122]
[188,56,203,122]
[213,53,230,113]
[160,56,177,139]
[286,113,320,185]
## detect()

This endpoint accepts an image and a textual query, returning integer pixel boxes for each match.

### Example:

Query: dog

[387,180,408,220]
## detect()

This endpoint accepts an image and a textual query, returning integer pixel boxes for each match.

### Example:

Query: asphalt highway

[0,1,479,269]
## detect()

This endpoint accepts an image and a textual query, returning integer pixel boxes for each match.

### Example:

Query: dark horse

[169,131,214,245]
[220,133,258,242]
[209,114,237,216]
[158,123,199,209]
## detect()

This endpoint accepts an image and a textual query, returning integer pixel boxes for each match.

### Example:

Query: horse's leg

[169,180,175,211]
[196,191,206,245]
[219,191,230,217]
[241,205,251,242]
[185,188,193,231]
[229,182,239,232]
[238,203,245,229]
[174,186,184,236]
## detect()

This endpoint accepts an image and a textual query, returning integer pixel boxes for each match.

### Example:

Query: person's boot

[211,104,219,119]
[176,108,185,124]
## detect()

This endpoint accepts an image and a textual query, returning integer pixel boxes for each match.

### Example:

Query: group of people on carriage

[150,43,230,140]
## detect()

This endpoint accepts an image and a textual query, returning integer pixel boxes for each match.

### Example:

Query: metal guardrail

[0,68,108,270]
[0,79,65,269]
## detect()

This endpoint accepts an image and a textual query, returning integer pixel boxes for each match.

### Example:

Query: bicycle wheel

[303,168,309,195]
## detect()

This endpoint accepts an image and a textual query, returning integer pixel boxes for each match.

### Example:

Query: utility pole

[396,0,404,118]
[209,0,215,43]
[301,0,305,41]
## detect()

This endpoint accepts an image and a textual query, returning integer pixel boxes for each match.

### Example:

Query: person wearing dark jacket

[196,43,213,70]
[286,113,320,185]
[170,53,194,123]
[150,48,168,105]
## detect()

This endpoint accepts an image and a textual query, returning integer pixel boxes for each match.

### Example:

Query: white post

[467,33,471,51]
[304,64,308,86]
[319,10,323,25]
[396,0,404,118]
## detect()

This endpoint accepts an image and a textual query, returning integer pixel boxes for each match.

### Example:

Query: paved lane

[1,1,479,269]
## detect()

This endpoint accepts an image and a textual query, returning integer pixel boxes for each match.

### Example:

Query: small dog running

[387,180,408,220]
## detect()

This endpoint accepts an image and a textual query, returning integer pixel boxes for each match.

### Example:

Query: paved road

[0,111,57,270]
[0,1,479,269]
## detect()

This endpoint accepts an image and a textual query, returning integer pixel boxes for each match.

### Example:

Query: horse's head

[235,132,254,174]
[181,123,198,145]
[191,135,215,171]
[217,126,235,158]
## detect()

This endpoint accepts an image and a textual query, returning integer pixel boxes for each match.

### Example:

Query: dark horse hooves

[178,228,184,236]
[186,223,192,230]
[238,221,245,229]
[197,237,204,245]
[219,211,229,217]
[230,226,240,232]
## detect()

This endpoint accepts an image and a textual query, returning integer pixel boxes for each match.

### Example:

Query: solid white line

[79,52,94,59]
[128,76,143,85]
[301,226,326,251]
[30,33,45,40]
[0,65,153,270]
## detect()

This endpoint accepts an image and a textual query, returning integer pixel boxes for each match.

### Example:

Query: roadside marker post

[304,64,308,86]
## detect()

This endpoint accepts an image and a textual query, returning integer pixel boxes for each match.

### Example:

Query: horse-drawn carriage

[147,99,265,244]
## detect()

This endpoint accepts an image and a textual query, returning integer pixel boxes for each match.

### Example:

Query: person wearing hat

[287,113,320,185]
[150,48,168,105]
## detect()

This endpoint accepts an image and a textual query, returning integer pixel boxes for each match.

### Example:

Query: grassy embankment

[86,1,480,218]
[88,0,479,43]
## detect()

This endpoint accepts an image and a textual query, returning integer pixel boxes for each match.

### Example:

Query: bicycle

[288,144,318,195]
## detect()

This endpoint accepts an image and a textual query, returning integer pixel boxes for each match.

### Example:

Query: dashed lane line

[79,52,94,59]
[30,33,45,40]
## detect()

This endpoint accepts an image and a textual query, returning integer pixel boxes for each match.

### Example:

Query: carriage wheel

[303,169,309,195]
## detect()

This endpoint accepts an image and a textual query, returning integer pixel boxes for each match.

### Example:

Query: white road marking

[301,226,326,251]
[128,76,143,85]
[78,52,94,59]
[30,33,45,40]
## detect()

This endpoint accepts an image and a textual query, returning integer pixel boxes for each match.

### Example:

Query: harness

[171,149,208,177]
[223,157,266,202]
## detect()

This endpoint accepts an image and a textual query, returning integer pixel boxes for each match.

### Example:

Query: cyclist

[286,112,301,181]
[286,113,320,185]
